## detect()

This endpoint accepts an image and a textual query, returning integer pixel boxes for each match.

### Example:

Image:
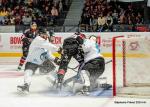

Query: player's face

[31,24,37,30]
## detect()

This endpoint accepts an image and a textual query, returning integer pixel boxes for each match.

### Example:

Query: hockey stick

[105,60,112,64]
[67,59,112,72]
[88,84,112,96]
[63,59,112,86]
[67,65,79,70]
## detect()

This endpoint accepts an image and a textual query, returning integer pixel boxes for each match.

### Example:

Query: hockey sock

[24,69,33,85]
[57,69,65,83]
[18,57,26,67]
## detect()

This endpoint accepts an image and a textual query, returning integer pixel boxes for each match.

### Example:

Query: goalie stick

[67,60,112,72]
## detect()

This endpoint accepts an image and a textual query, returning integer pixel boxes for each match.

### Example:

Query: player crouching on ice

[17,28,60,93]
[55,33,111,95]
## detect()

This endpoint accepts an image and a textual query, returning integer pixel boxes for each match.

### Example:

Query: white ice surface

[0,58,150,107]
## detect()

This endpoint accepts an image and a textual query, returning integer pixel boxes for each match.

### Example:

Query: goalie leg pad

[80,57,105,89]
[82,57,105,79]
[79,70,90,86]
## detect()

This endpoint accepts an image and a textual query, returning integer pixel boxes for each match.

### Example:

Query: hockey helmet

[76,33,86,44]
[39,28,47,35]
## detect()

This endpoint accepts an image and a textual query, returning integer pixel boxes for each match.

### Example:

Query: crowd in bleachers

[80,0,144,32]
[0,0,148,32]
[0,0,68,26]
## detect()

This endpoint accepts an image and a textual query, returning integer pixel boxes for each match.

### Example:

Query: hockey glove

[54,57,61,65]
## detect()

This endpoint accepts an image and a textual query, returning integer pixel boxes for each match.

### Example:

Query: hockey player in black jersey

[56,33,86,89]
[17,22,38,70]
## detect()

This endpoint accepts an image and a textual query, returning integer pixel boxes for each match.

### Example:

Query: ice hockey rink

[0,57,150,107]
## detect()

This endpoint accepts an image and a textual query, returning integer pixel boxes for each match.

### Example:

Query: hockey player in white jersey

[17,28,60,93]
[79,35,105,95]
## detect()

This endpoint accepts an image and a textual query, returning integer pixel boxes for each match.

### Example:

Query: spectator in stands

[0,0,64,26]
[7,8,12,16]
[3,16,9,25]
[43,6,49,16]
[112,9,118,24]
[80,0,146,32]
[105,13,113,31]
[51,6,59,25]
[129,13,136,25]
[0,7,8,24]
[9,15,15,25]
[126,5,133,16]
[89,15,98,31]
[136,12,143,24]
[119,12,126,24]
[36,16,45,26]
[13,5,20,16]
[97,13,106,32]
[81,13,90,31]
[22,13,32,26]
[15,13,21,25]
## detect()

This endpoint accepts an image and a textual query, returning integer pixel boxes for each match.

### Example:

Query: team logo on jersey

[129,41,139,51]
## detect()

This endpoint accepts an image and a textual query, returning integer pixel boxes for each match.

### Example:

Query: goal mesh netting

[112,36,150,98]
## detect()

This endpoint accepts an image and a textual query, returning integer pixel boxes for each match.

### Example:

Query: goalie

[17,28,60,93]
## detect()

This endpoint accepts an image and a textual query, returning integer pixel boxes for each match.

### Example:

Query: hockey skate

[81,86,90,96]
[75,86,90,96]
[99,83,112,90]
[56,82,63,91]
[17,83,29,94]
[47,74,63,91]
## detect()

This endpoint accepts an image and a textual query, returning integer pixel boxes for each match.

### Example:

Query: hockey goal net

[112,36,150,98]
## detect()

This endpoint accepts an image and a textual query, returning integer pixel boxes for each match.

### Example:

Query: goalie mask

[89,35,97,43]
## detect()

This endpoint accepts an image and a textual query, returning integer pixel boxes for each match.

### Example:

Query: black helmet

[30,22,37,27]
[76,33,86,44]
[39,28,47,33]
[38,28,47,35]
